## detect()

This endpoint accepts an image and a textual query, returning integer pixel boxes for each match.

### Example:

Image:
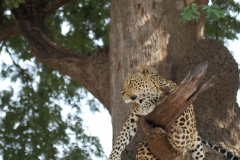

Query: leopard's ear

[138,65,149,76]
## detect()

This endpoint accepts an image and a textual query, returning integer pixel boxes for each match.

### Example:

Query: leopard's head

[120,66,158,104]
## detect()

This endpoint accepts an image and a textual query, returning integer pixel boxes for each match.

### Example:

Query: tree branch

[0,0,72,41]
[0,0,5,21]
[10,0,111,112]
[140,62,214,159]
[44,0,72,16]
[0,22,20,41]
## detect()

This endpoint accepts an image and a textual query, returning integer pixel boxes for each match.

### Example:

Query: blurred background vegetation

[0,0,239,159]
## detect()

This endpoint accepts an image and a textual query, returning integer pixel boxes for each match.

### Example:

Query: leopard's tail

[202,140,240,160]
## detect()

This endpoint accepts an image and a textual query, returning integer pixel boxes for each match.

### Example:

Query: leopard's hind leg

[190,131,205,160]
[136,140,158,160]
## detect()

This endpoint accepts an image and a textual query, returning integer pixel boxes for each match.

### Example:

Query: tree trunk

[109,0,239,160]
[109,0,202,159]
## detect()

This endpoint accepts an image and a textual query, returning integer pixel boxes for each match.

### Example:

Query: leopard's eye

[128,80,133,85]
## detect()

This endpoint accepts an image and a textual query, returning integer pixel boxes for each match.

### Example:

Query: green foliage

[45,0,110,53]
[0,0,110,159]
[202,4,225,21]
[4,0,25,8]
[205,0,240,43]
[179,3,200,23]
[179,1,240,42]
[0,46,105,159]
[179,3,225,23]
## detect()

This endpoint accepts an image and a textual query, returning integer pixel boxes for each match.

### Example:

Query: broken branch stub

[144,62,214,129]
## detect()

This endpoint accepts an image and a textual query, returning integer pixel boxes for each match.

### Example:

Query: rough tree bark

[176,39,240,159]
[110,0,210,159]
[9,0,240,160]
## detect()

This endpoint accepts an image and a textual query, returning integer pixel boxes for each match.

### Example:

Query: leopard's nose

[120,91,125,96]
[130,95,137,100]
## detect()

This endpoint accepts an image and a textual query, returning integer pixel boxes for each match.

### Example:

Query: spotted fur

[136,140,158,160]
[202,141,240,160]
[108,66,238,160]
[108,107,140,160]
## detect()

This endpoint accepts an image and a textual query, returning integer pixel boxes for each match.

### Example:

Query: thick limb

[136,127,167,160]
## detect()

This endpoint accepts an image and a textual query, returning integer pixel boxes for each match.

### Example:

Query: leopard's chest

[166,105,197,152]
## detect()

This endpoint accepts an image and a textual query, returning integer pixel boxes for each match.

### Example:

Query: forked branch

[10,0,111,111]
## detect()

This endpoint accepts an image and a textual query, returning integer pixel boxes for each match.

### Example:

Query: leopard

[108,66,240,160]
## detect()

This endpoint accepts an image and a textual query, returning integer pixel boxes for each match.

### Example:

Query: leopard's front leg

[108,106,140,160]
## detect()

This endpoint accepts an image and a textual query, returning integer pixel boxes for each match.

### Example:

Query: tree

[0,0,240,159]
[0,0,109,159]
